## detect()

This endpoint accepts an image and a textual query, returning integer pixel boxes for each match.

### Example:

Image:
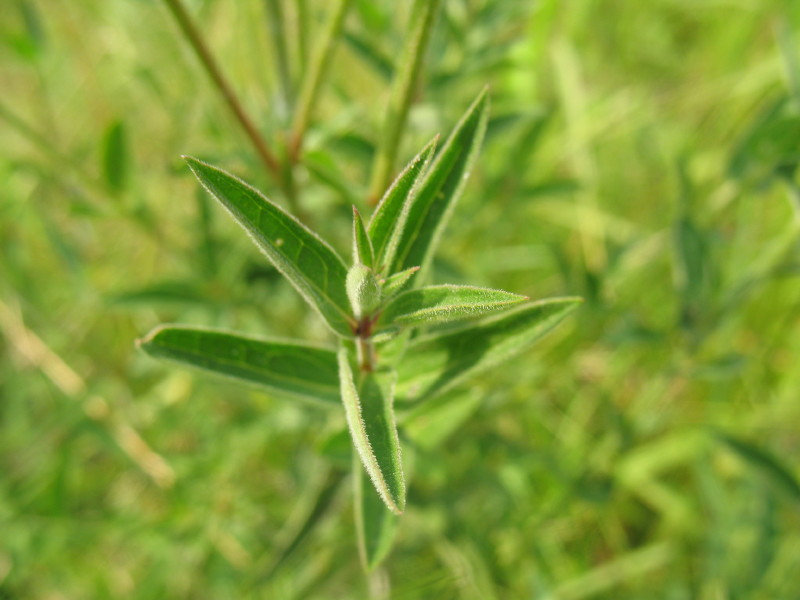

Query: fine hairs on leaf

[139,87,580,571]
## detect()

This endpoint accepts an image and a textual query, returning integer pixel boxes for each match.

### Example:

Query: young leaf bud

[346,264,381,319]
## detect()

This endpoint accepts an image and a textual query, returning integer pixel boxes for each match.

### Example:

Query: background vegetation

[2,0,800,597]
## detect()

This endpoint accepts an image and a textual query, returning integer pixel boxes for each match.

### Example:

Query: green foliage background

[2,0,800,597]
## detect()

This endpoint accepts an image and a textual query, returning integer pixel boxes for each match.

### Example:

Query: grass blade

[137,325,340,405]
[379,284,528,328]
[716,433,800,501]
[185,156,354,336]
[101,119,129,193]
[389,88,490,275]
[338,349,405,514]
[263,0,295,110]
[396,297,581,403]
[368,137,437,273]
[354,453,398,571]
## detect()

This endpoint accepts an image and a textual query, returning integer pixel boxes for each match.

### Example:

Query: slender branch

[162,0,281,177]
[288,0,352,162]
[367,0,441,203]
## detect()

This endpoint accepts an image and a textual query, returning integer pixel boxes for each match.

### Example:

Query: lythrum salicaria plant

[137,89,581,569]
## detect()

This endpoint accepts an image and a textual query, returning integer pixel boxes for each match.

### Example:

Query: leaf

[368,137,437,272]
[352,207,374,267]
[389,88,490,275]
[184,157,354,336]
[396,297,581,403]
[379,284,528,328]
[342,30,394,81]
[402,388,482,450]
[338,348,405,514]
[354,455,398,571]
[138,325,340,405]
[716,433,800,502]
[101,119,129,193]
[381,266,419,298]
[110,280,209,307]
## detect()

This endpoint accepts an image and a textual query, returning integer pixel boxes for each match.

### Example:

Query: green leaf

[381,266,419,298]
[101,119,129,193]
[342,30,394,81]
[716,433,800,502]
[402,388,482,451]
[389,88,490,275]
[352,207,374,267]
[138,325,340,405]
[379,284,527,328]
[354,454,398,571]
[368,137,437,273]
[184,157,354,336]
[338,348,405,514]
[396,297,581,403]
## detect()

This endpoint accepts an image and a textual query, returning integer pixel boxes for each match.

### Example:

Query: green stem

[356,335,376,373]
[289,0,352,162]
[264,0,295,111]
[296,0,310,76]
[367,0,441,203]
[162,0,282,178]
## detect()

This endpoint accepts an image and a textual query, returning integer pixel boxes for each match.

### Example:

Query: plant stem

[288,0,352,162]
[263,0,295,111]
[367,0,441,203]
[162,0,282,178]
[356,335,376,373]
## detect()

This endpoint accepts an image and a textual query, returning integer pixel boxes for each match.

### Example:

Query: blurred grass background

[2,0,800,598]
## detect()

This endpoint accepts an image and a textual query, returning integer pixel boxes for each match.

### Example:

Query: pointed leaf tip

[369,136,438,273]
[352,206,375,267]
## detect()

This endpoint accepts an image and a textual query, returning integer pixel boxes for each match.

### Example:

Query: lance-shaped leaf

[378,284,528,328]
[389,88,489,275]
[381,266,419,298]
[184,157,354,336]
[338,349,405,514]
[396,297,581,403]
[352,207,374,267]
[354,454,398,571]
[138,325,340,405]
[368,137,437,272]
